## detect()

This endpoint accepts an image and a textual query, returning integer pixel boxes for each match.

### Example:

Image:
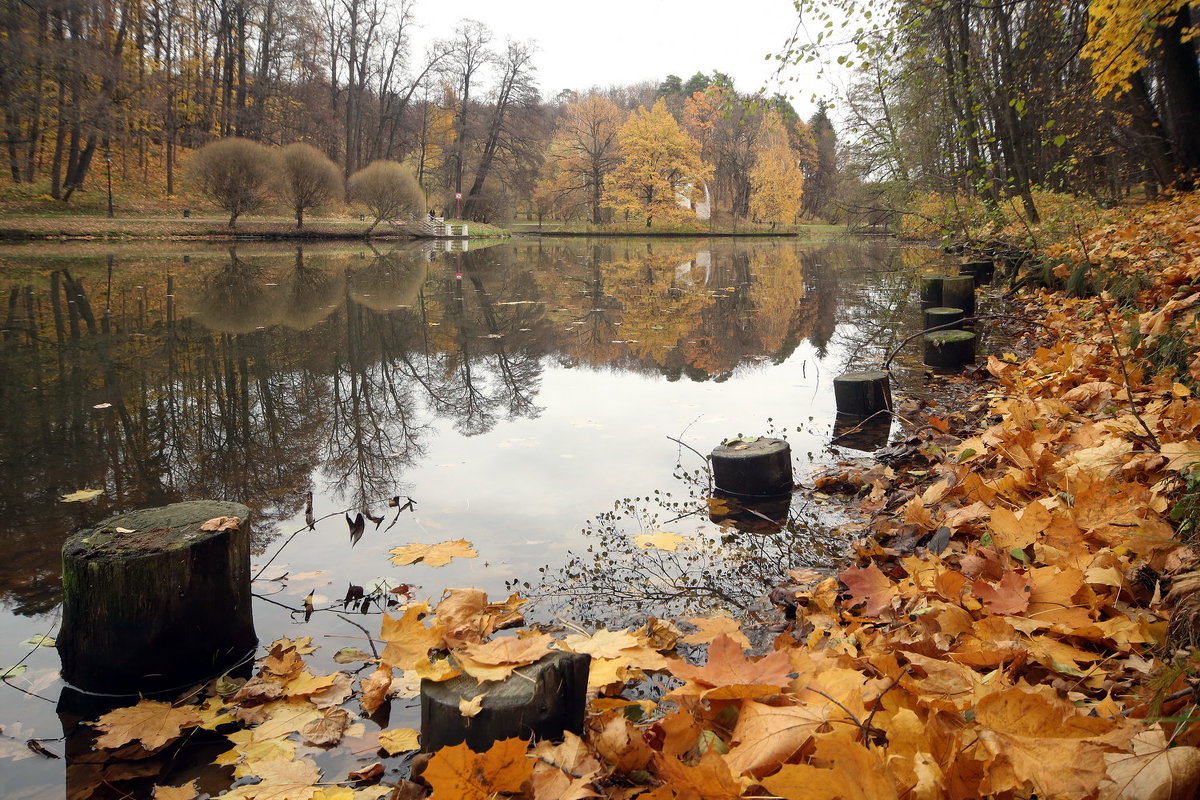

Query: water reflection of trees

[0,238,931,614]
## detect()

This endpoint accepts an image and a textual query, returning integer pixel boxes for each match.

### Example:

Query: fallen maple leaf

[199,516,240,531]
[760,730,898,799]
[378,727,421,754]
[459,694,484,717]
[840,562,896,616]
[300,707,351,747]
[153,782,199,800]
[456,633,554,682]
[423,738,535,799]
[92,700,203,750]
[1099,725,1200,799]
[680,615,752,649]
[632,530,687,551]
[664,634,793,695]
[61,488,103,502]
[724,700,834,777]
[389,539,477,567]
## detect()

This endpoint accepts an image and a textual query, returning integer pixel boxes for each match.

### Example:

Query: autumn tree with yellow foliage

[536,96,625,223]
[603,99,712,228]
[749,110,805,228]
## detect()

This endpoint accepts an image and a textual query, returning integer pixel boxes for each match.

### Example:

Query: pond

[0,235,965,797]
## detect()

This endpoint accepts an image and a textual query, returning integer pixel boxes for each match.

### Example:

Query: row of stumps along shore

[831,257,995,440]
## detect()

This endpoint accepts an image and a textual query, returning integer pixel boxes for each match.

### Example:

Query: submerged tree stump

[833,371,892,418]
[941,275,976,316]
[923,330,977,368]
[923,306,965,330]
[58,500,257,695]
[421,650,590,753]
[707,492,792,534]
[919,274,947,306]
[710,437,793,497]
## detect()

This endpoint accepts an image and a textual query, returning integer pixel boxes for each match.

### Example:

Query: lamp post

[104,150,114,218]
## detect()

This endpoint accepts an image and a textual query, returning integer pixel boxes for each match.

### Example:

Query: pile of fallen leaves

[82,195,1200,799]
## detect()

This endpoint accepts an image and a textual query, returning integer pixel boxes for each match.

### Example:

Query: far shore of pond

[0,214,851,242]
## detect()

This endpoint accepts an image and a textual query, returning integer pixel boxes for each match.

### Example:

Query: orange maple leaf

[840,563,896,616]
[664,633,793,697]
[423,737,535,799]
[92,700,203,750]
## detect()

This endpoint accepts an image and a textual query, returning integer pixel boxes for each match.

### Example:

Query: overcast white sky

[407,0,823,116]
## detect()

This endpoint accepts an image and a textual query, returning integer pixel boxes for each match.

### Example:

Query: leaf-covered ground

[65,194,1200,798]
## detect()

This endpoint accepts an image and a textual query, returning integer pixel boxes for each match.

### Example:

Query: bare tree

[187,138,279,227]
[348,160,425,233]
[278,142,343,228]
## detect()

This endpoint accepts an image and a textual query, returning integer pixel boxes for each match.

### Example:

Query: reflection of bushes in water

[279,250,346,330]
[347,247,430,312]
[191,251,284,333]
[521,487,841,626]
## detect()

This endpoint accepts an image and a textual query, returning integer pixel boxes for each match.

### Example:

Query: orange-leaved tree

[749,109,805,228]
[603,99,711,228]
[537,95,625,224]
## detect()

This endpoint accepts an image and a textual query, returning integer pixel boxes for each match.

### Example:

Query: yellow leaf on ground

[680,616,752,649]
[154,782,199,800]
[761,731,898,800]
[456,633,554,682]
[1100,725,1200,799]
[389,539,477,567]
[724,700,835,778]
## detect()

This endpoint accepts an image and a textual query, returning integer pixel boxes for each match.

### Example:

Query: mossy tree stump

[710,437,793,498]
[923,306,965,330]
[923,330,977,368]
[420,650,590,753]
[833,371,892,418]
[58,500,257,695]
[919,274,947,306]
[941,275,976,316]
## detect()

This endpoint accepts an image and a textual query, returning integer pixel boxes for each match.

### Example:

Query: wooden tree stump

[832,414,893,452]
[919,274,947,306]
[941,275,976,316]
[833,370,892,418]
[421,650,590,753]
[923,306,965,330]
[923,330,977,368]
[58,500,257,695]
[960,260,994,284]
[710,437,793,497]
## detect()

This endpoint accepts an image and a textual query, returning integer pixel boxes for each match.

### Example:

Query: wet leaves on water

[388,538,477,567]
[61,488,103,502]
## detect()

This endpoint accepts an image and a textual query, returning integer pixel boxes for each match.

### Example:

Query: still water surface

[0,235,958,796]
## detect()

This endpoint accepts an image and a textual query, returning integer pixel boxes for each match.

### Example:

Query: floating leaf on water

[333,647,372,664]
[61,489,103,503]
[92,403,112,409]
[632,531,688,552]
[22,635,55,648]
[1,664,28,679]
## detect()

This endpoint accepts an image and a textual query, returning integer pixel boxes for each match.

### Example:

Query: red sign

[454,192,463,199]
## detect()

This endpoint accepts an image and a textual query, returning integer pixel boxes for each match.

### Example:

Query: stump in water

[420,650,590,753]
[923,330,977,368]
[919,274,947,306]
[58,500,257,695]
[710,437,793,497]
[941,275,976,316]
[923,306,965,330]
[960,260,994,284]
[833,371,892,418]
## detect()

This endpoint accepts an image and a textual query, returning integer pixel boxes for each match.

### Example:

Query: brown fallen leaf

[200,515,240,531]
[92,700,203,750]
[301,707,351,747]
[423,738,535,799]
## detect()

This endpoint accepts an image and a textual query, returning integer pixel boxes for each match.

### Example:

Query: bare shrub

[187,138,278,227]
[278,143,343,228]
[347,161,425,233]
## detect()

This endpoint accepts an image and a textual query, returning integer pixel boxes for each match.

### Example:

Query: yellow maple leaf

[153,782,199,800]
[632,530,687,551]
[389,539,477,567]
[378,727,421,754]
[92,700,202,750]
[61,488,103,502]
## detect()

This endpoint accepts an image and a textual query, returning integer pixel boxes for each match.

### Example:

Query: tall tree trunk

[1157,6,1200,182]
